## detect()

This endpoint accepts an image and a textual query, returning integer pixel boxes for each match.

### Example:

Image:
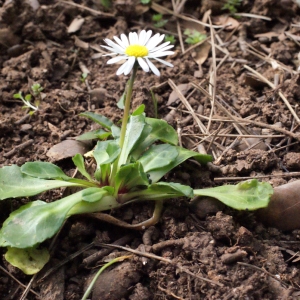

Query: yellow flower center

[125,44,148,57]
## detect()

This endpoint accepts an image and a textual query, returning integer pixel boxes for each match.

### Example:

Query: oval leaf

[0,191,84,248]
[194,179,273,210]
[80,112,113,129]
[0,165,84,200]
[5,247,50,275]
[21,161,70,180]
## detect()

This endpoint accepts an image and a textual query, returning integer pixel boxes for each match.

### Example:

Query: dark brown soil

[1,0,300,299]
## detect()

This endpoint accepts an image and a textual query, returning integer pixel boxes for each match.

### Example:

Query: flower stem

[119,64,138,148]
[110,64,138,187]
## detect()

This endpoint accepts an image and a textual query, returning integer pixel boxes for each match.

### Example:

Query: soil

[1,0,300,299]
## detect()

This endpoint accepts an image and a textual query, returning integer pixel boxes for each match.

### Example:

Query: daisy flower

[101,30,174,76]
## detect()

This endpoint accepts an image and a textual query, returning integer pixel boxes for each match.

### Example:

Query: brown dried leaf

[254,32,280,41]
[135,3,149,15]
[166,83,191,106]
[194,42,211,66]
[67,16,85,34]
[74,36,89,50]
[46,140,91,162]
[212,15,240,30]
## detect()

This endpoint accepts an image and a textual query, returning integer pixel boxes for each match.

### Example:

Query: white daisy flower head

[101,30,175,76]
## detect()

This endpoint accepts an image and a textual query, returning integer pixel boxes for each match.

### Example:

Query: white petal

[116,61,129,75]
[120,34,129,47]
[149,51,174,58]
[124,56,136,75]
[149,43,173,53]
[138,30,146,45]
[133,32,139,44]
[102,53,117,56]
[143,30,153,45]
[129,32,138,45]
[146,33,165,51]
[137,57,149,72]
[145,58,160,76]
[145,33,159,48]
[107,56,128,64]
[153,57,173,67]
[104,39,125,53]
[101,45,124,55]
[113,36,126,49]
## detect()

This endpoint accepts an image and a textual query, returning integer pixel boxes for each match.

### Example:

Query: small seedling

[222,0,242,15]
[13,91,38,114]
[184,29,207,45]
[14,83,45,114]
[31,83,44,97]
[81,72,88,83]
[152,14,168,28]
[165,35,176,44]
[100,0,111,9]
[140,0,150,4]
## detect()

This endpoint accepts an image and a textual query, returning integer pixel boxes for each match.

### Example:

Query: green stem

[81,255,132,300]
[119,64,138,148]
[110,64,138,186]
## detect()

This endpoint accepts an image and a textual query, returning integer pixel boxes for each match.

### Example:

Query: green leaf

[131,118,178,159]
[80,112,113,130]
[5,247,50,275]
[139,144,212,183]
[121,182,193,203]
[194,179,273,210]
[118,114,146,167]
[117,91,125,109]
[72,154,93,181]
[152,14,163,21]
[132,104,145,116]
[93,140,120,182]
[0,188,119,249]
[111,124,121,139]
[69,192,118,215]
[154,20,168,28]
[82,187,113,203]
[140,0,150,4]
[138,144,178,173]
[100,0,111,8]
[76,129,111,141]
[0,191,83,248]
[21,161,70,180]
[25,94,32,101]
[94,141,120,165]
[13,92,22,99]
[115,162,149,193]
[0,165,85,200]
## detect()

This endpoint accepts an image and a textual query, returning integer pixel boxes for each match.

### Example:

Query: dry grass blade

[207,17,217,133]
[237,262,289,289]
[168,79,207,133]
[171,0,185,53]
[98,243,223,287]
[191,82,252,150]
[151,2,226,29]
[60,0,115,17]
[245,43,296,75]
[234,13,272,20]
[183,133,285,138]
[0,266,40,298]
[243,65,300,124]
[190,81,300,141]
